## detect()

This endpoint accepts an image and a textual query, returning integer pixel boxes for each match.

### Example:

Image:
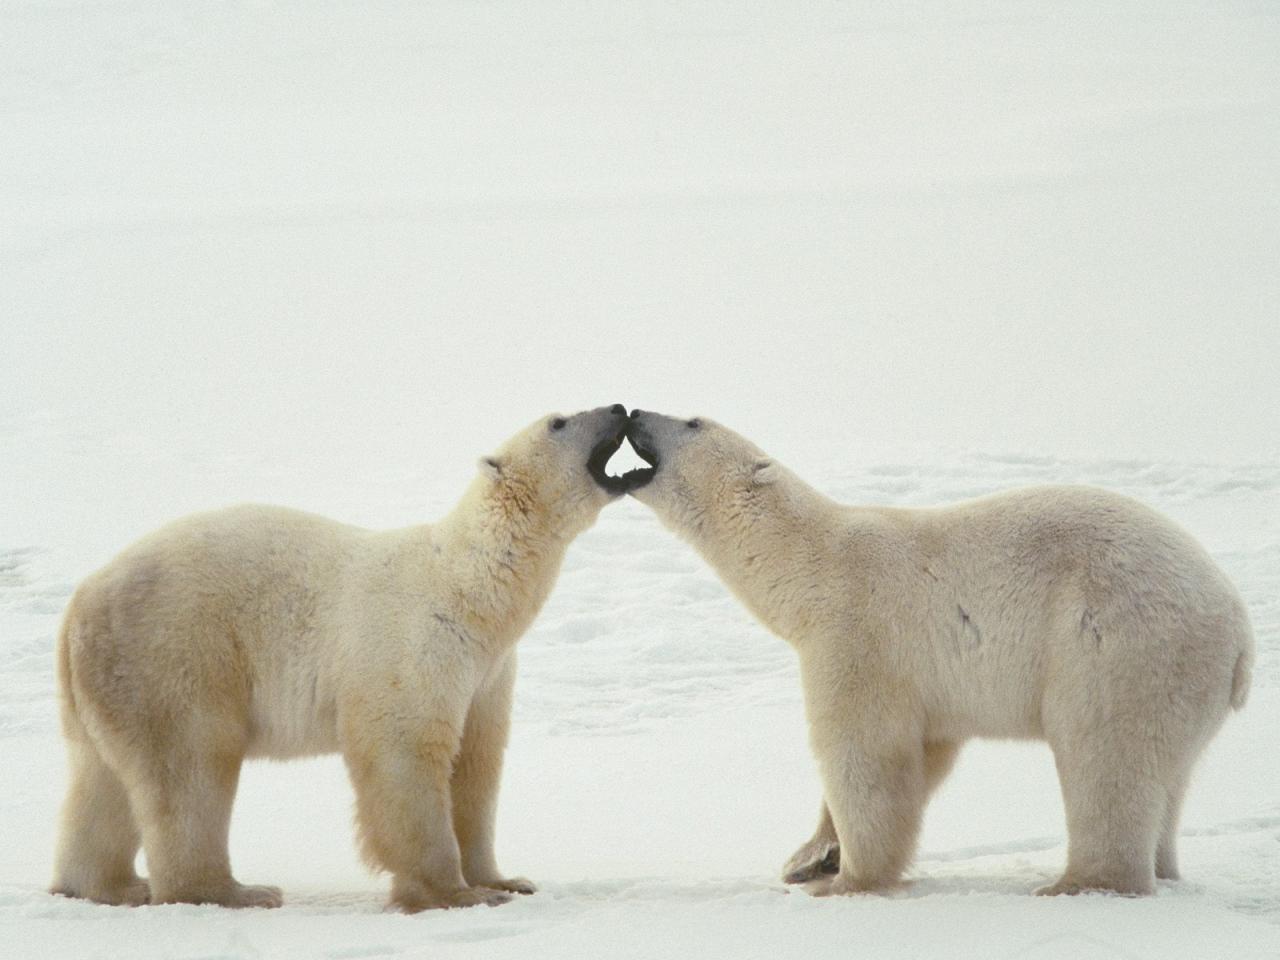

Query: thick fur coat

[626,410,1253,896]
[51,405,630,911]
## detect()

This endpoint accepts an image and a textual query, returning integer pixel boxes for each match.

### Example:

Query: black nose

[629,408,643,419]
[610,403,626,416]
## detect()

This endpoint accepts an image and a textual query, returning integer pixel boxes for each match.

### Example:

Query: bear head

[624,408,781,537]
[478,404,641,538]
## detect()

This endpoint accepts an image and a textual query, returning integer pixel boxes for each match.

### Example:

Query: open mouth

[587,427,656,494]
[621,425,658,491]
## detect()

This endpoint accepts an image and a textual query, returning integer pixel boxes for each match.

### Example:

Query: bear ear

[751,458,778,485]
[478,456,504,481]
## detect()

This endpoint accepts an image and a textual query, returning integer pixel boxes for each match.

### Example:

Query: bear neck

[685,473,844,646]
[433,476,574,650]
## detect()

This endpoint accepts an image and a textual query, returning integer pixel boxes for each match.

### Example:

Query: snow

[2,1,1278,957]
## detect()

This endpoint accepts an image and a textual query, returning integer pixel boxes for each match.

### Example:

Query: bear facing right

[51,405,637,912]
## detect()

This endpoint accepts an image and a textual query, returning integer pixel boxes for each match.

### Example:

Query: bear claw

[782,841,840,884]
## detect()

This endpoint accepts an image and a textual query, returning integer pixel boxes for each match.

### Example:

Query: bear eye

[550,417,567,431]
[686,418,702,429]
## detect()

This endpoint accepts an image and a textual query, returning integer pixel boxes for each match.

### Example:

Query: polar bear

[624,409,1254,896]
[51,405,640,912]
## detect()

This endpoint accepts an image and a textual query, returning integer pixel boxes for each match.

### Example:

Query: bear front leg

[799,655,928,895]
[342,703,512,912]
[783,739,960,884]
[451,654,535,895]
[807,737,928,896]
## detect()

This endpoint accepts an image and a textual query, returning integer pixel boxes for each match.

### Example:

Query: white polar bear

[624,410,1253,896]
[51,405,639,912]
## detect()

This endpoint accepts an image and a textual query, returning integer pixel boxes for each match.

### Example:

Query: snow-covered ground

[2,2,1278,958]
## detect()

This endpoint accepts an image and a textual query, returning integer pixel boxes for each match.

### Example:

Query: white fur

[51,406,628,911]
[627,411,1254,896]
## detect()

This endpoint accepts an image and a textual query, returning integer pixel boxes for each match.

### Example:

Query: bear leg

[344,707,513,912]
[807,738,928,895]
[784,739,960,884]
[450,656,535,895]
[782,803,839,884]
[131,743,281,908]
[1036,736,1162,896]
[1155,766,1191,881]
[50,734,149,906]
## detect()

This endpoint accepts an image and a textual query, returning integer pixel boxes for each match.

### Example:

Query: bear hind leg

[131,742,281,908]
[1037,735,1162,896]
[1156,768,1191,881]
[51,736,149,906]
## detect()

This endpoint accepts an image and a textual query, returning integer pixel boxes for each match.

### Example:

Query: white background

[2,2,1277,958]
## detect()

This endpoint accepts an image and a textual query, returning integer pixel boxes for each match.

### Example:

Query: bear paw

[804,873,901,897]
[227,883,284,908]
[152,880,283,909]
[50,876,151,907]
[113,878,153,906]
[392,884,514,912]
[1034,875,1152,897]
[481,876,537,895]
[782,840,840,884]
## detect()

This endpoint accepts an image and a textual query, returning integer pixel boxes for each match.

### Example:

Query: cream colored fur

[51,406,629,911]
[627,411,1254,897]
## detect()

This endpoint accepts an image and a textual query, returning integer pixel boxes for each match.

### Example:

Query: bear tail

[56,598,83,736]
[1229,646,1253,711]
